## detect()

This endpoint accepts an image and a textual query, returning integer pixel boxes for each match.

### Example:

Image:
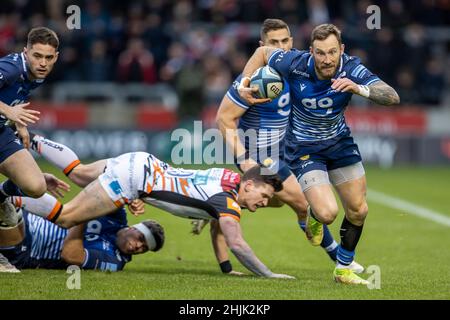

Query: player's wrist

[219,260,233,273]
[357,84,370,98]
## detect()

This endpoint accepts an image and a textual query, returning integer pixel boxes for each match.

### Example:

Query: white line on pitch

[367,188,450,227]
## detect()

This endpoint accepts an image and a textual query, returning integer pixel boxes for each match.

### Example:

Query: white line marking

[367,188,450,227]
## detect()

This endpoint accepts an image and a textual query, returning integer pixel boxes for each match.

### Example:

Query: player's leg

[299,169,340,244]
[30,133,107,187]
[330,163,368,283]
[0,145,46,226]
[276,173,340,261]
[21,179,118,229]
[0,198,24,273]
[0,149,47,198]
[0,200,25,247]
[54,179,118,228]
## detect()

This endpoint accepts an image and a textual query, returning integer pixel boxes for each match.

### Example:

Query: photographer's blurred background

[1,0,449,165]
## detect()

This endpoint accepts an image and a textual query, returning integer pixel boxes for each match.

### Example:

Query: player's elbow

[387,89,401,106]
[61,245,84,266]
[227,238,245,253]
[392,92,400,105]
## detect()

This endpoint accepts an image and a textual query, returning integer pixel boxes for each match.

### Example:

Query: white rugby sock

[14,194,62,221]
[31,135,80,175]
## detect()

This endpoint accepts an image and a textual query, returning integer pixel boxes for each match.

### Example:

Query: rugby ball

[249,66,283,99]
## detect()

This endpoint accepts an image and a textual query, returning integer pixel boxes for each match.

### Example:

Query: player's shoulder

[341,53,363,73]
[271,48,310,62]
[0,53,24,81]
[208,190,241,221]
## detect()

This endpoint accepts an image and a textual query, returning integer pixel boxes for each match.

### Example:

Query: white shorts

[98,152,151,207]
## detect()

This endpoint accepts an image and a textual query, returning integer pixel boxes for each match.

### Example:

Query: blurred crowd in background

[0,0,449,117]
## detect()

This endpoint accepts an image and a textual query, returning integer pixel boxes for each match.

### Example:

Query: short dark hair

[142,220,165,252]
[311,23,342,45]
[260,18,290,41]
[242,164,283,193]
[27,27,59,50]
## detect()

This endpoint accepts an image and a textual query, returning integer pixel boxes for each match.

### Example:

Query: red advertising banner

[345,107,426,135]
[30,102,88,129]
[137,104,178,130]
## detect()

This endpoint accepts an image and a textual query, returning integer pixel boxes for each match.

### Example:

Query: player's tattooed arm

[368,80,400,106]
[219,216,273,276]
[219,216,294,278]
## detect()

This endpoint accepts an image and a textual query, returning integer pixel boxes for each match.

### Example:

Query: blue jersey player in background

[0,27,60,229]
[0,201,164,272]
[239,23,400,285]
[194,19,363,275]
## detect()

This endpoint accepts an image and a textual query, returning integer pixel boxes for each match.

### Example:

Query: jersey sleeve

[268,48,306,79]
[82,244,128,272]
[0,59,22,89]
[226,75,250,110]
[208,192,242,222]
[346,57,380,86]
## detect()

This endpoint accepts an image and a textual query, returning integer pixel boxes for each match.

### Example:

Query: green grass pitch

[1,162,449,300]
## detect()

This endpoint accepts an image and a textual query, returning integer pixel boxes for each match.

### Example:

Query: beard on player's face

[315,58,341,79]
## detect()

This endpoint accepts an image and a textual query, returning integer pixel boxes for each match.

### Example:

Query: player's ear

[309,46,313,54]
[244,180,254,192]
[54,51,59,62]
[259,40,264,47]
[23,47,28,55]
[340,43,345,55]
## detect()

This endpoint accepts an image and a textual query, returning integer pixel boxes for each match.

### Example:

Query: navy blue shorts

[235,142,292,182]
[285,131,362,179]
[0,125,24,164]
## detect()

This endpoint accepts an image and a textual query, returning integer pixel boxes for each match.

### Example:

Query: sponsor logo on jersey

[300,83,307,91]
[262,158,274,167]
[300,155,310,161]
[292,69,310,78]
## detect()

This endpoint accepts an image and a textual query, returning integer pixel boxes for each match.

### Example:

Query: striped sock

[19,194,62,221]
[336,245,355,267]
[31,135,80,176]
[298,221,338,261]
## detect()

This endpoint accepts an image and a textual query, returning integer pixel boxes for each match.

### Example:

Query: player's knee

[314,204,339,225]
[56,217,76,229]
[22,178,47,198]
[347,201,368,222]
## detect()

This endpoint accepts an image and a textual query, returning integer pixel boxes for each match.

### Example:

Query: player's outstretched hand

[43,173,71,198]
[128,199,145,216]
[269,273,296,279]
[3,102,40,126]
